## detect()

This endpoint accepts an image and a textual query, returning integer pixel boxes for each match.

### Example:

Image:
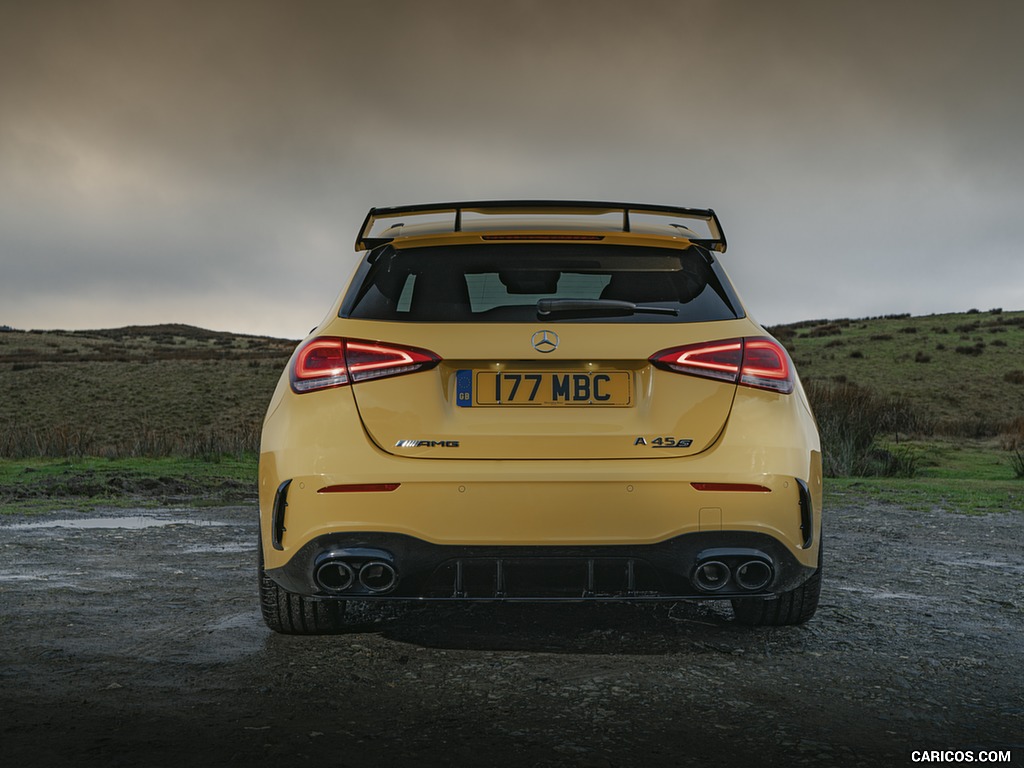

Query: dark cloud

[1,0,1022,335]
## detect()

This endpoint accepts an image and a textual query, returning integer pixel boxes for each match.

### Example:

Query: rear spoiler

[355,200,727,253]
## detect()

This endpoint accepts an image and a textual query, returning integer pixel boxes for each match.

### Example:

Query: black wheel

[258,539,353,635]
[731,544,822,626]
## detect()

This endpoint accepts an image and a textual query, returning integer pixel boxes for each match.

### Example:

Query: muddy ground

[1,499,1021,767]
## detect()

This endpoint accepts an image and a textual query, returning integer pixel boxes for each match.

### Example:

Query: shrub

[936,417,1002,439]
[805,381,923,477]
[768,326,797,342]
[1000,417,1024,452]
[0,421,261,461]
[1010,450,1024,479]
[809,324,844,338]
[955,344,984,356]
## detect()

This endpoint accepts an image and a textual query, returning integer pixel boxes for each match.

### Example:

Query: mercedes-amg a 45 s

[258,200,822,633]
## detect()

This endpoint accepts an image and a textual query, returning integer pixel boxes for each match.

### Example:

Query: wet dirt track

[1,502,1022,767]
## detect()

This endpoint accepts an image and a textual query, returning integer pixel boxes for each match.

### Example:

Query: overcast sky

[2,0,1022,339]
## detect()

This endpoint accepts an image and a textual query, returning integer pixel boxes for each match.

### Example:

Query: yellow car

[258,201,822,633]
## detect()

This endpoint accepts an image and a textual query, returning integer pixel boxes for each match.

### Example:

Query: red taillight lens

[649,340,743,383]
[292,337,349,392]
[738,339,793,393]
[344,340,440,383]
[649,337,793,394]
[290,337,440,393]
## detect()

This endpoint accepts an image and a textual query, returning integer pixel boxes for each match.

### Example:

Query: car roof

[355,200,727,253]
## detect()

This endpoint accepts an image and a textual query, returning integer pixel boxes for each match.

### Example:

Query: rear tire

[258,539,354,635]
[731,544,822,626]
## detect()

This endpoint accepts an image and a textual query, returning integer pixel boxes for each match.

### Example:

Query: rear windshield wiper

[536,299,678,317]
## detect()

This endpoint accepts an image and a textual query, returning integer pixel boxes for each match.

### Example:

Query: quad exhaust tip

[734,560,772,591]
[314,556,398,595]
[358,561,398,593]
[315,560,355,593]
[693,551,775,593]
[693,560,731,592]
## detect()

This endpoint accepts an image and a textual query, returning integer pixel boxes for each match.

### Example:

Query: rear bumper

[265,529,817,601]
[261,468,821,574]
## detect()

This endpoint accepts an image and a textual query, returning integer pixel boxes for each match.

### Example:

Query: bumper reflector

[691,483,771,493]
[317,483,401,494]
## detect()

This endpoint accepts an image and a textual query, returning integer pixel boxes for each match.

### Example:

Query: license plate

[457,370,632,407]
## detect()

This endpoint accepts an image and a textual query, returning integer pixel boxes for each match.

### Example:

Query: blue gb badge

[455,369,473,408]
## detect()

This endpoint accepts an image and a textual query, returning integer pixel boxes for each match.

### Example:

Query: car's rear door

[339,241,752,460]
[341,320,751,460]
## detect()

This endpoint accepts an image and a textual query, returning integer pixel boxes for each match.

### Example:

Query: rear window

[340,244,743,323]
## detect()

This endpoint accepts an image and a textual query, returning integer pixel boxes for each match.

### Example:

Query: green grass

[823,435,1024,514]
[826,476,1024,515]
[895,436,1020,480]
[0,455,258,513]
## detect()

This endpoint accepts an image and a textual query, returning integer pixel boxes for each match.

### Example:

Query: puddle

[7,516,227,531]
[944,558,1024,573]
[205,611,263,632]
[181,542,253,554]
[834,585,927,601]
[0,570,136,584]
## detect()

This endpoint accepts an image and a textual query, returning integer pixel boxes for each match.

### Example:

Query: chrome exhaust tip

[693,560,731,592]
[358,561,398,593]
[734,560,773,591]
[315,559,356,594]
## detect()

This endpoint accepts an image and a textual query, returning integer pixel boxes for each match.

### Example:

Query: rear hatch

[338,321,750,460]
[335,237,751,460]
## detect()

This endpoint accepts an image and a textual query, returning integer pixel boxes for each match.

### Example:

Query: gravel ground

[1,500,1022,767]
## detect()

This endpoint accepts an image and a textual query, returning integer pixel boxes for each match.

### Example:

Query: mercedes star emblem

[531,330,559,353]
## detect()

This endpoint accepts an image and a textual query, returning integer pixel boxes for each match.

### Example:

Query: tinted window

[341,244,743,323]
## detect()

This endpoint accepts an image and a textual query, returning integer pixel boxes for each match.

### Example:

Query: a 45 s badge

[634,436,694,448]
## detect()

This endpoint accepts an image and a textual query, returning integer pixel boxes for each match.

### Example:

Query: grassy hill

[0,324,295,458]
[769,308,1024,436]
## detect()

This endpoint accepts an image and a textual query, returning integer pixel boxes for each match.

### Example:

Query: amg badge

[395,440,460,448]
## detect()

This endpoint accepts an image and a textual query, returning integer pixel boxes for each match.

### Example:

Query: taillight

[649,337,793,394]
[650,340,743,383]
[739,338,793,393]
[290,337,441,393]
